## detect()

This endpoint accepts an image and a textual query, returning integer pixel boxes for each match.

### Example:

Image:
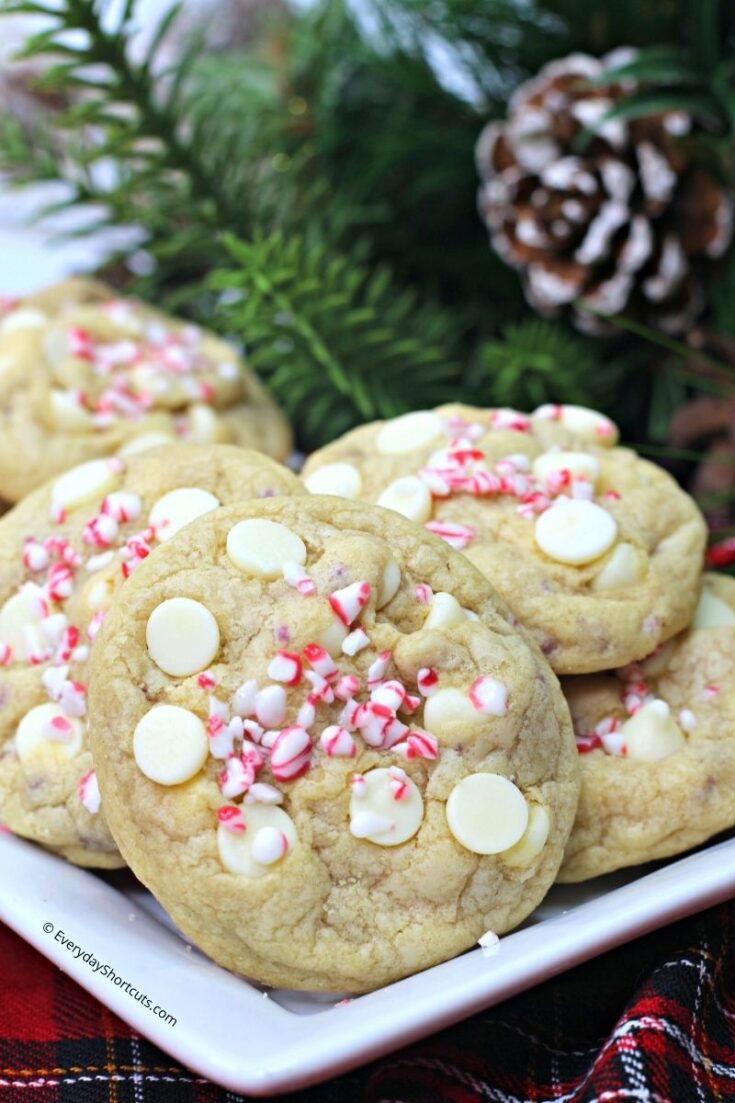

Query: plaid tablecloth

[1,900,734,1102]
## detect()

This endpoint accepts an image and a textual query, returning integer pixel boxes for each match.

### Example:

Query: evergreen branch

[211,232,460,448]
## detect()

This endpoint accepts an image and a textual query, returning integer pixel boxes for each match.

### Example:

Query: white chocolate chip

[133,705,208,785]
[53,460,121,512]
[187,404,223,444]
[119,431,175,456]
[621,699,686,762]
[217,804,297,878]
[446,773,528,855]
[376,559,401,608]
[304,462,363,499]
[501,802,550,867]
[0,588,45,663]
[149,487,220,542]
[532,450,601,487]
[1,307,47,333]
[146,598,221,677]
[592,541,642,591]
[535,404,618,445]
[16,704,83,767]
[424,592,469,630]
[423,688,483,746]
[692,588,735,629]
[377,476,432,523]
[534,499,617,565]
[50,389,92,432]
[349,768,424,846]
[226,519,306,579]
[376,410,444,454]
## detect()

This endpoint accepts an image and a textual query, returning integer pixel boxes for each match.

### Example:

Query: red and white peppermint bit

[304,670,335,703]
[417,667,439,697]
[401,693,421,714]
[59,681,86,718]
[217,805,246,833]
[232,679,258,718]
[101,492,142,523]
[534,403,562,422]
[351,773,367,798]
[388,766,410,801]
[251,827,290,865]
[516,492,551,520]
[255,685,287,728]
[415,584,433,606]
[328,581,371,627]
[303,644,339,682]
[604,490,621,502]
[342,627,370,657]
[79,771,101,814]
[392,729,438,761]
[267,651,303,687]
[282,561,317,597]
[355,701,393,747]
[334,674,361,702]
[575,733,602,754]
[46,563,74,602]
[242,719,265,744]
[219,754,257,799]
[0,644,11,666]
[270,726,313,782]
[23,539,49,572]
[469,676,508,717]
[297,697,317,729]
[424,521,475,550]
[198,671,217,690]
[319,725,357,757]
[339,699,360,731]
[87,611,107,642]
[367,650,392,688]
[381,716,409,748]
[245,783,283,805]
[490,408,531,432]
[371,679,406,712]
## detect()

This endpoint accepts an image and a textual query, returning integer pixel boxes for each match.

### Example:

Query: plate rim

[1,831,734,1096]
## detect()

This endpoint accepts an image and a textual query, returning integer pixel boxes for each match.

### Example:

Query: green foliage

[471,319,627,412]
[211,232,460,449]
[0,0,733,453]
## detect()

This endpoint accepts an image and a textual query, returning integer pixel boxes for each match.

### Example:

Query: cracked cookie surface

[88,495,578,992]
[559,573,735,882]
[0,278,292,501]
[303,404,707,674]
[0,444,304,867]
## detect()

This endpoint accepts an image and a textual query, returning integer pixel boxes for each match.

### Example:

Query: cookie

[558,573,735,882]
[303,404,706,674]
[0,279,292,501]
[87,495,579,992]
[0,445,304,867]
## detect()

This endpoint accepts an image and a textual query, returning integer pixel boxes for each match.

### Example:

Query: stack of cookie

[304,404,735,885]
[0,278,732,995]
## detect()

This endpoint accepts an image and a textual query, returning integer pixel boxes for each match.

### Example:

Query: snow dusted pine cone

[476,50,734,334]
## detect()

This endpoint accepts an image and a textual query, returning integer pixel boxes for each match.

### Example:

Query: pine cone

[476,50,734,335]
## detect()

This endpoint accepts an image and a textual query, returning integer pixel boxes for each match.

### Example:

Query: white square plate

[1,829,733,1097]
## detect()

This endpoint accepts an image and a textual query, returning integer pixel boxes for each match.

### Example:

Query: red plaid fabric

[1,900,734,1102]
